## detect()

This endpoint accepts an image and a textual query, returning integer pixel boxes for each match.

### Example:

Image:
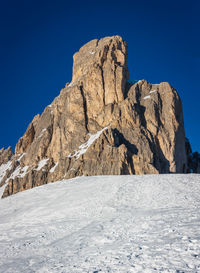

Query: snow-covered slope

[0,174,200,272]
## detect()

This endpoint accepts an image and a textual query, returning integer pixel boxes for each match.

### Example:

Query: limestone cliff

[0,35,188,198]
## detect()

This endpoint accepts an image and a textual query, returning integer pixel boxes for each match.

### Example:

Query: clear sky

[0,0,199,153]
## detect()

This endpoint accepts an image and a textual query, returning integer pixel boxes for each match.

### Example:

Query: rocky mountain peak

[0,35,192,198]
[0,147,13,165]
[70,35,129,124]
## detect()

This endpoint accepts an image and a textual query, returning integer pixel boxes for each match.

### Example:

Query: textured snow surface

[0,174,200,273]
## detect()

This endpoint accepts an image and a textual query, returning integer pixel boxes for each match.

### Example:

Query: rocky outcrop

[185,138,200,173]
[0,147,13,165]
[0,35,188,198]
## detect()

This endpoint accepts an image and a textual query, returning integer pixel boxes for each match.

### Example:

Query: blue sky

[0,0,199,152]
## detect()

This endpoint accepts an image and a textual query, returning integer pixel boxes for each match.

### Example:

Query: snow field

[0,174,200,272]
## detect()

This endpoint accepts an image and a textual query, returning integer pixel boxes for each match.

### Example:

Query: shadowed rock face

[185,138,200,173]
[0,35,188,198]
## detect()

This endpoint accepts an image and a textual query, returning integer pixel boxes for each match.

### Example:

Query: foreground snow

[0,174,200,273]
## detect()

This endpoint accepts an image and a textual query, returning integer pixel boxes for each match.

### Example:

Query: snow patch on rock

[68,81,76,88]
[35,159,49,171]
[49,163,58,173]
[150,89,157,94]
[143,95,151,100]
[68,127,108,159]
[19,166,29,178]
[17,153,26,162]
[38,128,46,138]
[0,160,12,183]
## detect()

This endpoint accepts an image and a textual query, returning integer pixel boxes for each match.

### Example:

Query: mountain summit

[0,36,189,197]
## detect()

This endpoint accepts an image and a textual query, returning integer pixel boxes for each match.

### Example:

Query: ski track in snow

[0,174,200,272]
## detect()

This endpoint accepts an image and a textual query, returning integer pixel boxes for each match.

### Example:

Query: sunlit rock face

[0,35,188,197]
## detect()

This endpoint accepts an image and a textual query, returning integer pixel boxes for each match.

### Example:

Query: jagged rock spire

[0,36,188,198]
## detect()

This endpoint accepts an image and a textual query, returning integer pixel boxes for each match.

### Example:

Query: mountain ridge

[0,35,199,198]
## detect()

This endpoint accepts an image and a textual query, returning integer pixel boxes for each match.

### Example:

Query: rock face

[0,147,13,165]
[0,35,189,198]
[185,138,200,173]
